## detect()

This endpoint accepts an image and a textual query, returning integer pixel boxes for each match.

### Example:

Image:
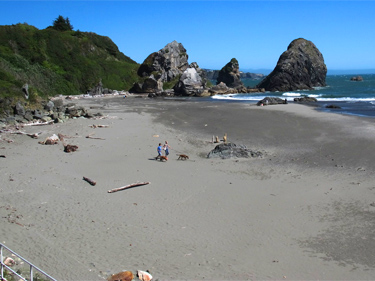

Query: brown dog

[177,154,189,160]
[156,155,168,162]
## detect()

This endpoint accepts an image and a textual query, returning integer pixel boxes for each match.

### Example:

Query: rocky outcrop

[257,38,327,92]
[208,82,236,96]
[138,40,188,82]
[205,69,264,80]
[257,97,287,106]
[293,96,317,103]
[207,143,263,159]
[130,41,189,93]
[1,98,100,126]
[325,104,341,109]
[216,58,244,88]
[239,72,265,80]
[350,76,363,81]
[173,62,208,96]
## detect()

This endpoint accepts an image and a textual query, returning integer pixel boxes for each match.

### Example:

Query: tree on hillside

[52,15,73,31]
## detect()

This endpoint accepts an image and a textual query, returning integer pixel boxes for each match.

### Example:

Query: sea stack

[257,38,327,92]
[130,40,189,93]
[216,58,244,88]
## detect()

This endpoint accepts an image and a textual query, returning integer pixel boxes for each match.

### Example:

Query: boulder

[294,96,317,103]
[350,76,363,81]
[14,101,25,116]
[208,82,233,95]
[44,100,54,111]
[257,38,327,91]
[216,58,244,88]
[142,75,163,93]
[257,97,287,106]
[207,143,263,159]
[325,104,342,109]
[174,62,207,96]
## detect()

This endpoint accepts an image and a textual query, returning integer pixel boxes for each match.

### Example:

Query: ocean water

[210,74,375,118]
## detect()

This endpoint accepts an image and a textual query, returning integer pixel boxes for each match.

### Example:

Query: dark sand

[1,95,375,280]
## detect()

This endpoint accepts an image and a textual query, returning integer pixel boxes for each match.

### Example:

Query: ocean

[210,74,375,118]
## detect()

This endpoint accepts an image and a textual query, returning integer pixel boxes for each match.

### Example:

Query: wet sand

[1,96,375,280]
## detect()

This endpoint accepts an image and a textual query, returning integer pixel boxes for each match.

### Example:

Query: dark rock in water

[207,143,263,159]
[257,38,327,92]
[257,97,287,106]
[325,104,342,109]
[294,96,317,103]
[350,76,363,81]
[216,58,244,88]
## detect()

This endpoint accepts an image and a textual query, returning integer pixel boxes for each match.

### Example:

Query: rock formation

[173,62,209,96]
[130,41,189,93]
[205,69,264,80]
[350,76,363,81]
[207,143,263,159]
[257,97,287,106]
[257,38,327,91]
[294,96,318,103]
[216,58,244,88]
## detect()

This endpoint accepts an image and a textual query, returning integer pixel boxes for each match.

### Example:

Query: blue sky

[1,1,374,73]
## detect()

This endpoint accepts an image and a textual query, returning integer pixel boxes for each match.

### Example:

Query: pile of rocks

[1,98,100,126]
[207,143,263,159]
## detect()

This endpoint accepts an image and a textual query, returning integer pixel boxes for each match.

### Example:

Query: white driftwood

[108,182,150,193]
[0,130,42,139]
[23,120,54,126]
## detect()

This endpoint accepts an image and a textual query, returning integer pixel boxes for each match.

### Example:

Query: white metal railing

[0,243,57,281]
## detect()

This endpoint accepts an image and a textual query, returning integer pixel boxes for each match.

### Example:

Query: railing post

[30,263,33,281]
[1,244,3,280]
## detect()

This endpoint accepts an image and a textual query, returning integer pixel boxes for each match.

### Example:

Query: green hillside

[0,18,139,115]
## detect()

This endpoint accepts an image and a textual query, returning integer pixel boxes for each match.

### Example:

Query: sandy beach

[1,96,375,280]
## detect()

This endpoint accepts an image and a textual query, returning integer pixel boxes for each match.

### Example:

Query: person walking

[163,141,170,158]
[156,143,163,159]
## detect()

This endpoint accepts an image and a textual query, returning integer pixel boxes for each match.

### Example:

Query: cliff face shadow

[299,200,375,270]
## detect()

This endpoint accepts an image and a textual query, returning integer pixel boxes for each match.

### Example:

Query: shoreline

[1,96,375,280]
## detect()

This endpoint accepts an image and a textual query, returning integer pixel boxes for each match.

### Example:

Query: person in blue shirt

[156,143,162,159]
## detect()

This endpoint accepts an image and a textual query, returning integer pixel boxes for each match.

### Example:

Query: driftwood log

[23,120,54,126]
[89,124,109,128]
[86,133,105,140]
[83,176,96,186]
[107,182,150,193]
